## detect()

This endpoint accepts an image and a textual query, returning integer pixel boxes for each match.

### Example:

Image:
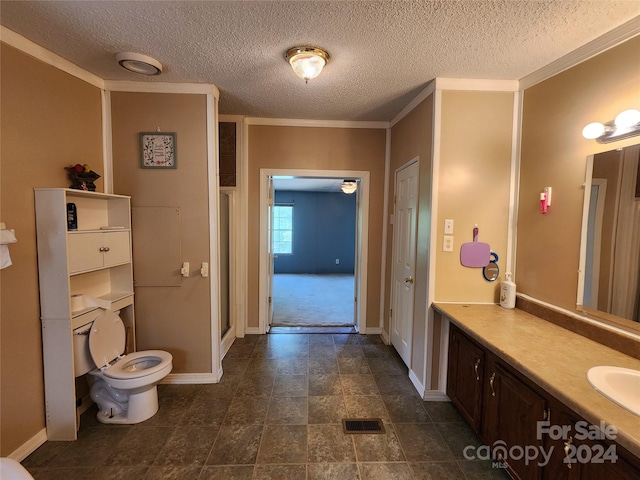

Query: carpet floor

[272,273,355,327]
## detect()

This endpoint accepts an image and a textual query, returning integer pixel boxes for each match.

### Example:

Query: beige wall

[247,125,386,330]
[111,92,213,373]
[0,44,103,456]
[518,37,640,313]
[436,90,514,302]
[388,96,434,383]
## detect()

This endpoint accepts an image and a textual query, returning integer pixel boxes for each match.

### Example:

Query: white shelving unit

[34,188,136,440]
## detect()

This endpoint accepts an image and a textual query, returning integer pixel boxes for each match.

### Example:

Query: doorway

[259,169,371,334]
[271,181,357,327]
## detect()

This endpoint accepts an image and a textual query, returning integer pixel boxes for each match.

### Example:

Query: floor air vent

[342,418,385,434]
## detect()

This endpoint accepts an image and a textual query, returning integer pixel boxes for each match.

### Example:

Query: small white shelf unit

[34,188,136,440]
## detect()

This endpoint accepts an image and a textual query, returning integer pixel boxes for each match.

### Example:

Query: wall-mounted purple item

[460,225,491,267]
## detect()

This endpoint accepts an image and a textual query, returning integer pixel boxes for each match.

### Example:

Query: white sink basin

[586,366,640,417]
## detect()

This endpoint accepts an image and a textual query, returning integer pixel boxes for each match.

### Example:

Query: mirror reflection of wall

[581,144,640,322]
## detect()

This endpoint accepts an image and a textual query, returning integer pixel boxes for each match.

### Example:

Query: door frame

[389,157,419,366]
[258,168,371,334]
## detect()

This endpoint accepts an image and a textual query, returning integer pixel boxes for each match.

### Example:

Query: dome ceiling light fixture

[341,180,357,195]
[116,52,163,76]
[285,46,330,84]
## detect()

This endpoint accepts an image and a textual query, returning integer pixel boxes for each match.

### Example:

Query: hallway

[22,333,507,479]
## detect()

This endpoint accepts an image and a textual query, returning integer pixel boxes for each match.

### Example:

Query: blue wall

[274,191,356,274]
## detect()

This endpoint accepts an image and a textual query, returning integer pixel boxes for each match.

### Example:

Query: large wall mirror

[578,143,640,326]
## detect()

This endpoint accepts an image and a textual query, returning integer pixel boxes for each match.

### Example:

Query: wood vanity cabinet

[482,357,547,480]
[446,324,640,480]
[446,325,485,431]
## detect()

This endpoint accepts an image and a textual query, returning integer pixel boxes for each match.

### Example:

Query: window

[272,205,293,254]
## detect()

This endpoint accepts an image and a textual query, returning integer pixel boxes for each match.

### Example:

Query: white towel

[0,245,12,269]
[0,229,17,269]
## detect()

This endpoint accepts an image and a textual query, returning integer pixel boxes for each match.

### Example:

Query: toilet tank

[72,309,105,377]
[73,322,94,377]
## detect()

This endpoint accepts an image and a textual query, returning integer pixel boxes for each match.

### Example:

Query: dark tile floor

[23,333,509,479]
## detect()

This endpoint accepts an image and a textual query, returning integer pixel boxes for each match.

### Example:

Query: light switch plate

[444,219,454,234]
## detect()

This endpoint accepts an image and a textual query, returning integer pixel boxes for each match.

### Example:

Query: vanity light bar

[582,109,640,144]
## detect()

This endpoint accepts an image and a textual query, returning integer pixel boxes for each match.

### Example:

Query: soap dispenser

[500,273,516,309]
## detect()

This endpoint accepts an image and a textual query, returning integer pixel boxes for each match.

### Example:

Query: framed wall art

[139,132,177,169]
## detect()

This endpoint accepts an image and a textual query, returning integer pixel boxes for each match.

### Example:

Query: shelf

[70,292,134,319]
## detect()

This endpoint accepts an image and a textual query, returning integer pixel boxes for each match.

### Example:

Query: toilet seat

[89,310,126,370]
[103,350,173,380]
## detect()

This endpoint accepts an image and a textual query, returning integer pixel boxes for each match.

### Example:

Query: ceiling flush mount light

[116,52,163,76]
[341,180,357,194]
[285,46,330,83]
[582,109,640,143]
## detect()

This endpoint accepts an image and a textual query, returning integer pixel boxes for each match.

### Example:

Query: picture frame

[139,132,177,169]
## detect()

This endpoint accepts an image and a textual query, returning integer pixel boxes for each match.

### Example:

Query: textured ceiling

[1,1,638,121]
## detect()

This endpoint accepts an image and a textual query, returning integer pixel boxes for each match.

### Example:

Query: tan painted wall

[111,92,212,373]
[436,90,514,302]
[518,37,640,312]
[247,125,386,330]
[387,96,434,383]
[0,44,103,455]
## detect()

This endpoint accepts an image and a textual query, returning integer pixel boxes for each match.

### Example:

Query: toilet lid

[89,310,126,369]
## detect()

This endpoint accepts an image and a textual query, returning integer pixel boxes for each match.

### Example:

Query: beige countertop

[433,303,640,459]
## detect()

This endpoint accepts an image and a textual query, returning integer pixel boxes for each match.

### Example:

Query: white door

[390,161,419,366]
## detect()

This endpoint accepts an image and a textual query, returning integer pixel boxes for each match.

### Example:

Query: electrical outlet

[443,235,454,252]
[444,219,454,234]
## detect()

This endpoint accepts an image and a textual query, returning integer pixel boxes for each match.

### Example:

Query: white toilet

[74,310,173,424]
[0,458,34,480]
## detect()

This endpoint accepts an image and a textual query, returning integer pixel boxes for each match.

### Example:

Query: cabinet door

[68,233,104,273]
[447,326,485,431]
[102,231,130,267]
[483,359,546,480]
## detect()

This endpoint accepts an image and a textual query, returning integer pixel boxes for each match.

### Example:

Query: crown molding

[389,81,436,127]
[245,117,388,129]
[1,26,105,89]
[105,80,219,97]
[520,16,640,90]
[435,78,519,92]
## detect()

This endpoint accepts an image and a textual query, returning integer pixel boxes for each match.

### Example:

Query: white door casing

[390,160,419,366]
[258,168,370,334]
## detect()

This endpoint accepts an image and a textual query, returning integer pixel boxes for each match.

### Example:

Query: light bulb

[290,54,326,81]
[582,122,605,140]
[614,109,640,128]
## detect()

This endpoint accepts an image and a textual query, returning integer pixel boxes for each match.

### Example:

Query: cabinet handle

[474,358,481,381]
[104,247,110,252]
[99,247,106,252]
[563,436,573,469]
[489,372,496,396]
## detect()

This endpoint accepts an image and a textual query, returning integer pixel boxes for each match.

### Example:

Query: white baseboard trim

[244,327,262,335]
[423,390,450,402]
[77,395,92,417]
[8,428,47,462]
[408,369,425,398]
[361,327,382,335]
[221,329,236,360]
[380,329,390,344]
[162,372,220,384]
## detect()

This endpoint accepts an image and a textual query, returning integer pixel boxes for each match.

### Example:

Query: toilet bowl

[74,310,172,425]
